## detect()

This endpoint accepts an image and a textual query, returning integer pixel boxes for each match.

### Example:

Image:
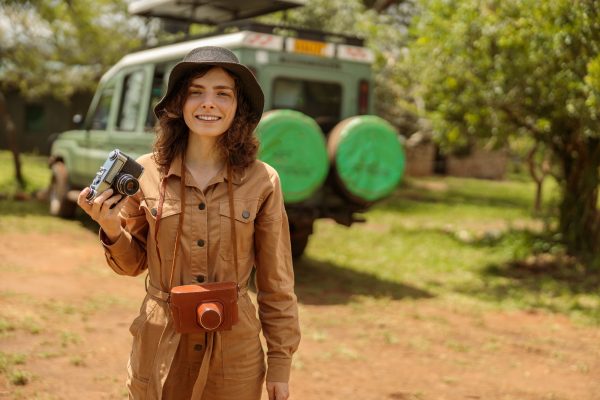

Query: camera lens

[115,174,139,196]
[197,302,223,331]
[85,188,96,201]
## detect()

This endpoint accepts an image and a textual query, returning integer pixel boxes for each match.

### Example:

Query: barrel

[327,115,405,204]
[255,110,329,203]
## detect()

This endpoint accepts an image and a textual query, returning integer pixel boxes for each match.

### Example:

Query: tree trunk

[556,135,600,260]
[527,143,544,214]
[0,91,25,189]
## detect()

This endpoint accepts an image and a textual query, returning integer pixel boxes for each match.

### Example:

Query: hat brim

[153,61,264,121]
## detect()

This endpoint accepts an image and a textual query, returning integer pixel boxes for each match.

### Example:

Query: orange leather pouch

[169,282,239,333]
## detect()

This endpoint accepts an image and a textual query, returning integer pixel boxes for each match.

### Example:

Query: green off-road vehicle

[49,2,406,258]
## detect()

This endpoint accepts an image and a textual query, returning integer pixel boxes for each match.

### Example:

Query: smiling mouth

[195,115,221,121]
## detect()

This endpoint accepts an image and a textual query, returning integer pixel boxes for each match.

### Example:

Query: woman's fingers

[77,188,92,214]
[267,385,275,400]
[103,192,124,212]
[77,188,125,221]
[91,188,114,216]
[266,382,289,400]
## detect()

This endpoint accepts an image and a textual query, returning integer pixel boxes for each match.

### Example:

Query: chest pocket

[140,197,182,263]
[219,198,258,261]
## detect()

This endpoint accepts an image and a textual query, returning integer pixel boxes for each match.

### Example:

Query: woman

[78,46,300,400]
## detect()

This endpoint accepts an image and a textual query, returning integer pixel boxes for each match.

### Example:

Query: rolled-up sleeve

[99,192,149,276]
[254,170,301,383]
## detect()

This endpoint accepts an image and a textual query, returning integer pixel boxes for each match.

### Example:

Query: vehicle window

[90,86,115,130]
[117,70,146,131]
[272,78,342,132]
[145,63,173,131]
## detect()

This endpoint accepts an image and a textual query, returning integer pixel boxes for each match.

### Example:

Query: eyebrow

[189,84,234,90]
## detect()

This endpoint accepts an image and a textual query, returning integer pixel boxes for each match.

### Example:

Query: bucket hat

[153,46,264,120]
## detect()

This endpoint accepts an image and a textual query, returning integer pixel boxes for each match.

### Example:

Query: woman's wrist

[103,226,122,244]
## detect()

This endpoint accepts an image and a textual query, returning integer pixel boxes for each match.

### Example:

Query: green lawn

[1,150,598,324]
[301,176,599,325]
[0,151,50,196]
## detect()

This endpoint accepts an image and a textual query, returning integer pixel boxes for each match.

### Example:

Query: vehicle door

[78,76,119,186]
[105,65,154,162]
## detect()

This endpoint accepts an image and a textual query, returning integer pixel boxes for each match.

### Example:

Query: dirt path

[0,228,598,399]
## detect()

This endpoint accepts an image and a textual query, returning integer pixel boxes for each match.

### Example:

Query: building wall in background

[0,91,94,155]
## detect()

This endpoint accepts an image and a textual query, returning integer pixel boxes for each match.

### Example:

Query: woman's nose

[200,94,216,109]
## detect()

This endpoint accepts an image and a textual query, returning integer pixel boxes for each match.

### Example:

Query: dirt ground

[0,227,599,400]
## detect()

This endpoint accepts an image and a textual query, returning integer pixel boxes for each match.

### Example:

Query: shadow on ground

[291,256,433,306]
[456,238,600,322]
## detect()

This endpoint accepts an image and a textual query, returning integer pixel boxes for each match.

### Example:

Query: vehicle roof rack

[129,0,306,25]
[217,21,365,47]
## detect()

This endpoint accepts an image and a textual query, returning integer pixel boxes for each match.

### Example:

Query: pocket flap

[219,199,258,223]
[141,197,181,219]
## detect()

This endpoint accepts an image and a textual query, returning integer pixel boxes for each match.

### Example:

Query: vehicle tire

[291,230,310,260]
[327,115,406,205]
[255,110,329,203]
[49,162,77,218]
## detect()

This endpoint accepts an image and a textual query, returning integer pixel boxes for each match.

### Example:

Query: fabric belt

[146,281,249,303]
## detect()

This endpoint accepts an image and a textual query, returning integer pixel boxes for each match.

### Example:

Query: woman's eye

[218,92,230,97]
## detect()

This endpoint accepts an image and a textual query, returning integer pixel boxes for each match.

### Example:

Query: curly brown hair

[153,66,260,173]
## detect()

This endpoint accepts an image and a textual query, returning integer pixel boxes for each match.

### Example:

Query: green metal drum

[256,110,329,203]
[328,116,405,204]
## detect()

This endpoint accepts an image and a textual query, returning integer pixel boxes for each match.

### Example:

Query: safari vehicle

[48,0,406,258]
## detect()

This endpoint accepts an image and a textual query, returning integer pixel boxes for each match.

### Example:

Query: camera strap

[154,154,240,299]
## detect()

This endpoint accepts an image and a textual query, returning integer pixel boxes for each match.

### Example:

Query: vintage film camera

[170,282,239,333]
[86,149,144,202]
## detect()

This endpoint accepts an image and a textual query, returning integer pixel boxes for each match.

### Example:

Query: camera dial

[109,150,119,160]
[85,188,96,201]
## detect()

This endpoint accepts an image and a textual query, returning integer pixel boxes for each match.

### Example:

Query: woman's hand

[266,381,289,400]
[77,188,125,243]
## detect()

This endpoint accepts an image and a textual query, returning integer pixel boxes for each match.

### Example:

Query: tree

[0,0,149,189]
[402,0,600,260]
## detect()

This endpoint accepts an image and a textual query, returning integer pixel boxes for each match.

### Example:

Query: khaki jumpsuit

[101,153,301,399]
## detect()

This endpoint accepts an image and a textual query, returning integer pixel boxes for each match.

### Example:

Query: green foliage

[401,0,600,257]
[404,0,600,144]
[258,0,365,33]
[0,0,147,100]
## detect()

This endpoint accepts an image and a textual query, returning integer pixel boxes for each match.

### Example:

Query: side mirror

[72,114,83,128]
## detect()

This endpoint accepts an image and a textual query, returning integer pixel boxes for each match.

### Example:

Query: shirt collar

[165,154,244,185]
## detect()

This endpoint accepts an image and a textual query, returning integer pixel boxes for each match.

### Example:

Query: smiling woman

[75,46,300,400]
[183,68,238,140]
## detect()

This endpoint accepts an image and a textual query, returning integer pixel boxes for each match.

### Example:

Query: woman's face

[183,67,238,138]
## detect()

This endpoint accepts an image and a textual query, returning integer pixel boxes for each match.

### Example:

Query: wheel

[49,162,77,218]
[291,231,310,260]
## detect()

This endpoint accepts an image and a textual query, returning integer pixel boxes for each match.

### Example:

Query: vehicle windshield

[272,77,342,133]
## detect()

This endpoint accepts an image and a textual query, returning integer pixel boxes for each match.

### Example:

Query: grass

[0,351,29,386]
[0,151,50,196]
[0,150,96,234]
[1,150,599,325]
[299,176,600,325]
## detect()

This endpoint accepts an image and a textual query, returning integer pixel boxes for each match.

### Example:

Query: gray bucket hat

[153,46,264,120]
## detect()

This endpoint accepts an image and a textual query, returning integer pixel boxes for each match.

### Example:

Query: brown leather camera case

[169,282,238,334]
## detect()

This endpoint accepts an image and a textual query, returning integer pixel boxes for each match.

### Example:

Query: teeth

[196,115,220,121]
